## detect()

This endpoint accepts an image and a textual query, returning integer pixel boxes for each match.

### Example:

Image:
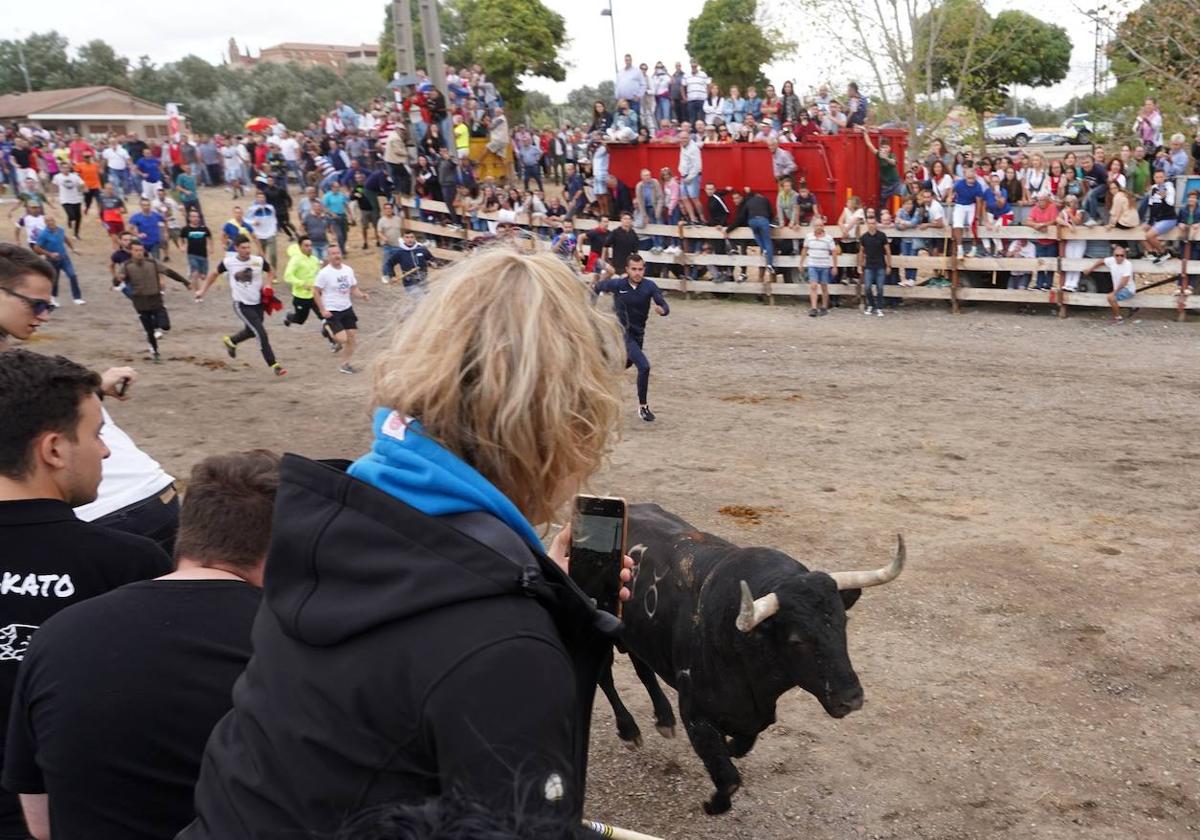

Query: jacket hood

[265,455,557,646]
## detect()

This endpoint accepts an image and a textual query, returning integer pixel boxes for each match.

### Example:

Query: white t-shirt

[52,172,84,204]
[248,204,278,240]
[220,146,239,169]
[152,195,183,229]
[315,263,357,312]
[1105,256,1134,294]
[218,253,269,305]
[927,200,946,226]
[101,146,129,171]
[74,408,173,521]
[279,137,299,162]
[20,214,48,245]
[804,234,836,268]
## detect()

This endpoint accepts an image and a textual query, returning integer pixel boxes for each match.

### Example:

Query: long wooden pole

[582,819,664,840]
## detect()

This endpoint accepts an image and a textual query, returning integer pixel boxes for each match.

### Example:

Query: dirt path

[14,187,1199,839]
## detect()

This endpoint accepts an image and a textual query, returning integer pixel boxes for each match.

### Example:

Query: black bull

[598,503,905,815]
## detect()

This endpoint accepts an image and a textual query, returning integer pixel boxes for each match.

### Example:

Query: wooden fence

[395,197,1200,320]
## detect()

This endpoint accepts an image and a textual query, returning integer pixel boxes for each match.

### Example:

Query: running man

[116,239,190,361]
[591,253,669,421]
[195,235,286,377]
[313,244,370,374]
[282,236,321,327]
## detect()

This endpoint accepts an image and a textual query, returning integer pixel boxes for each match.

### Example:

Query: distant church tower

[228,37,239,65]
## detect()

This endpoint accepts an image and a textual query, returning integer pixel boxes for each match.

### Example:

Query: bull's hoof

[623,733,643,750]
[617,722,643,749]
[702,786,737,816]
[656,724,676,739]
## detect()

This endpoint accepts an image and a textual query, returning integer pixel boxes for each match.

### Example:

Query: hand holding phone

[568,495,627,617]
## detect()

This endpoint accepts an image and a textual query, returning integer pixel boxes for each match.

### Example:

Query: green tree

[0,31,74,93]
[377,0,465,80]
[73,40,131,89]
[685,0,794,90]
[916,0,1070,139]
[450,0,566,110]
[563,81,615,124]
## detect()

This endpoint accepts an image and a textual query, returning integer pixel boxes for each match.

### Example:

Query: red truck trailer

[605,129,908,222]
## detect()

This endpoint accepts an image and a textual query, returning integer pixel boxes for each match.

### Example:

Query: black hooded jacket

[179,455,616,839]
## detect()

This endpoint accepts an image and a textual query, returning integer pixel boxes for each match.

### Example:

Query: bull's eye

[786,633,808,647]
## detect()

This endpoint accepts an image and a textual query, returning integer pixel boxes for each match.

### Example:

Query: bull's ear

[839,588,862,611]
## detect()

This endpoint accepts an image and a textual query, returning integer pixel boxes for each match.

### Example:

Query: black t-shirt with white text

[182,225,213,258]
[0,500,169,838]
[2,579,260,840]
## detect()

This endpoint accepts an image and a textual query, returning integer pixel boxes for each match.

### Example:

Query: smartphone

[569,495,627,617]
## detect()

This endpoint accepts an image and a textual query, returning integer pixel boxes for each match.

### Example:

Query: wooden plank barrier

[394,197,1200,317]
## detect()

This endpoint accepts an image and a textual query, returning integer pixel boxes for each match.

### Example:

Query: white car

[985,116,1033,147]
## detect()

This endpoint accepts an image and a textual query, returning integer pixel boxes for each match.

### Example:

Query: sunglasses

[1,286,55,315]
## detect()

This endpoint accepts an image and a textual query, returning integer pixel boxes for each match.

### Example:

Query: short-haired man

[116,240,190,362]
[606,212,643,276]
[801,217,840,316]
[195,236,285,377]
[592,253,669,422]
[128,198,167,261]
[314,244,370,375]
[30,215,83,307]
[1083,245,1137,325]
[282,236,322,327]
[0,349,171,840]
[383,231,433,296]
[2,450,277,840]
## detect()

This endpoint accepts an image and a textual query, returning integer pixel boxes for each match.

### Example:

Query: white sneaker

[966,248,979,258]
[1084,218,1099,227]
[381,276,390,285]
[73,298,86,305]
[876,308,884,317]
[50,296,59,307]
[862,308,872,315]
[154,329,164,339]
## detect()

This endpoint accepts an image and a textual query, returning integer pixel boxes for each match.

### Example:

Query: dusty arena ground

[11,187,1199,839]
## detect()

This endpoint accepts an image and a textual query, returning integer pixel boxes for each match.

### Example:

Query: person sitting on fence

[950,167,986,258]
[606,100,639,143]
[1057,195,1087,292]
[1082,244,1136,324]
[982,172,1011,257]
[1173,191,1200,293]
[895,194,924,286]
[1026,194,1059,291]
[1004,238,1035,291]
[1141,169,1177,262]
[917,188,946,257]
[723,189,776,281]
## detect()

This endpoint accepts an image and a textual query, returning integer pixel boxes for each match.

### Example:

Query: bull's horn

[829,535,906,591]
[736,580,780,633]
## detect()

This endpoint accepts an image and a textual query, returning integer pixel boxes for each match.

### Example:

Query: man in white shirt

[101,140,131,196]
[313,244,370,375]
[247,190,280,267]
[195,236,285,376]
[684,61,710,126]
[279,134,301,185]
[52,163,85,239]
[1083,245,1137,325]
[801,218,840,316]
[615,54,648,118]
[677,127,703,223]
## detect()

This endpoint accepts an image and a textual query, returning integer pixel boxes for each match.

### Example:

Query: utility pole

[15,35,32,93]
[417,0,446,92]
[392,0,416,79]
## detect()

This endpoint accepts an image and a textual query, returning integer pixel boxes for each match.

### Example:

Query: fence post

[1179,236,1192,322]
[1056,224,1068,319]
[949,236,961,314]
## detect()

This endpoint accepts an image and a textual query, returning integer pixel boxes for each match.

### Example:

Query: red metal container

[606,130,907,221]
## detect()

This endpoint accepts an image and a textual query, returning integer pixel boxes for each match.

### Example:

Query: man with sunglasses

[0,243,181,555]
[1083,246,1137,325]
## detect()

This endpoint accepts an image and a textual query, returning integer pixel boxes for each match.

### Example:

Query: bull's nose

[830,686,864,717]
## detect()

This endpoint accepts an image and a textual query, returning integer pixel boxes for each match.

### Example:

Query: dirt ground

[10,187,1199,839]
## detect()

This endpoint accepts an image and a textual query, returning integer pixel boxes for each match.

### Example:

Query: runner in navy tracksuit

[591,253,669,422]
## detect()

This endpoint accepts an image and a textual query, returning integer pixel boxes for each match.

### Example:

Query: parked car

[985,116,1033,146]
[1061,114,1094,144]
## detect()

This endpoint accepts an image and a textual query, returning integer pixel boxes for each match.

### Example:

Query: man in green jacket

[282,237,321,327]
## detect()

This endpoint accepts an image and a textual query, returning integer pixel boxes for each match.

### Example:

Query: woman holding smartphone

[181,248,632,838]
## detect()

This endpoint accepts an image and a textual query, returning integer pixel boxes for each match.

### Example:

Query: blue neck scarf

[348,409,544,553]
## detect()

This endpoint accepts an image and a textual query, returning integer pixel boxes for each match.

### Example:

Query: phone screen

[569,496,626,617]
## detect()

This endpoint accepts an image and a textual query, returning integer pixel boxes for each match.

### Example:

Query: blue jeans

[900,238,919,282]
[1035,242,1057,289]
[522,164,543,191]
[748,215,774,267]
[808,266,832,283]
[627,99,640,116]
[687,100,704,125]
[656,96,672,123]
[51,256,81,300]
[863,267,886,309]
[1083,184,1107,222]
[382,245,400,278]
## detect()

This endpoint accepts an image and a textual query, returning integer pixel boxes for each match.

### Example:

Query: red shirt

[1027,202,1058,246]
[68,139,94,163]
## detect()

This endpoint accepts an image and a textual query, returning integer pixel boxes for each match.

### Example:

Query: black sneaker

[808,308,820,317]
[639,405,656,422]
[819,308,829,316]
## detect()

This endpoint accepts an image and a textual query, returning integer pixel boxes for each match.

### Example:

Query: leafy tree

[451,0,567,110]
[0,31,74,93]
[563,81,615,124]
[377,0,465,80]
[73,40,130,89]
[1086,0,1200,115]
[685,0,794,90]
[916,0,1070,138]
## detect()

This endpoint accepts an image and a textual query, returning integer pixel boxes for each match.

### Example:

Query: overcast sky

[5,0,1100,106]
